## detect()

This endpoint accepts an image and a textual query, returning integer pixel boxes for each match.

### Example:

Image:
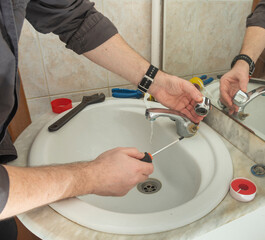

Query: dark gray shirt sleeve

[0,165,9,214]
[247,0,265,29]
[0,132,17,164]
[25,0,118,54]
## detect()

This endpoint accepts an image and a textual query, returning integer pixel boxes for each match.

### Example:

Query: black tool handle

[48,93,105,132]
[140,152,153,163]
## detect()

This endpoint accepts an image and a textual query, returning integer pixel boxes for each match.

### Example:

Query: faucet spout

[145,108,198,137]
[233,86,265,120]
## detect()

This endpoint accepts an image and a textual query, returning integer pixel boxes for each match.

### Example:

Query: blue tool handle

[112,92,139,98]
[199,75,207,80]
[203,77,214,86]
[111,88,143,98]
[112,88,136,93]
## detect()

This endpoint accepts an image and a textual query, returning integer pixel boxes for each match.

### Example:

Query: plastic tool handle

[140,152,153,163]
[112,88,143,99]
[48,93,105,132]
[199,75,207,80]
[112,91,138,98]
[203,77,214,86]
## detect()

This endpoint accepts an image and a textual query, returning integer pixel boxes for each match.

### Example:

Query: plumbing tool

[203,77,214,86]
[48,93,105,132]
[140,136,184,163]
[199,75,207,80]
[229,178,257,202]
[112,88,143,99]
[189,77,204,91]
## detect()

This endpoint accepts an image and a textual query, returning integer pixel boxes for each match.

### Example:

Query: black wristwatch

[231,54,255,76]
[137,65,159,93]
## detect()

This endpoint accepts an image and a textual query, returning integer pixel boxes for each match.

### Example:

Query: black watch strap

[137,65,159,93]
[231,54,255,76]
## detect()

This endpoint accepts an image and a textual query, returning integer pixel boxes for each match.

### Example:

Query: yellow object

[148,95,156,101]
[145,93,156,102]
[189,77,204,91]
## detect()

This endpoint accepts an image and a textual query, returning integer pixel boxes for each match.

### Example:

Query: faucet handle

[233,90,249,107]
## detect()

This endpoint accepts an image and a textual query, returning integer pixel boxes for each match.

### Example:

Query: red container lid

[51,98,72,113]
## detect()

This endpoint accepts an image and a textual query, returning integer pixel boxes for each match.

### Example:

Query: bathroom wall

[163,0,253,79]
[19,0,152,121]
[19,0,252,121]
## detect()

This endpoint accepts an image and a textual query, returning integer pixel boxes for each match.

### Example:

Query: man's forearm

[0,162,94,219]
[240,26,265,62]
[83,33,153,86]
[0,147,153,220]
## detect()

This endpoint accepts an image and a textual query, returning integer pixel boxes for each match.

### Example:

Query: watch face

[249,62,255,76]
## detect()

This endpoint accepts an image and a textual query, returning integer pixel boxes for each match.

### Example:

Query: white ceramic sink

[28,98,233,234]
[205,81,265,139]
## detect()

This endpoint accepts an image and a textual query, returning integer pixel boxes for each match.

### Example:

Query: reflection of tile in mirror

[193,2,251,74]
[163,0,198,77]
[163,0,252,77]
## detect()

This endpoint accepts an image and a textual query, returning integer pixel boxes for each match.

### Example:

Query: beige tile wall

[19,0,252,121]
[19,0,152,121]
[163,0,253,78]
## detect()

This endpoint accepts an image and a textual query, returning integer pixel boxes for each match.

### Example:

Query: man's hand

[84,34,204,123]
[0,147,153,219]
[89,147,154,196]
[220,61,249,114]
[149,72,204,123]
[220,26,265,115]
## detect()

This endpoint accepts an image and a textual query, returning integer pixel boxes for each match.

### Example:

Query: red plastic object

[230,178,256,195]
[51,98,72,113]
[230,177,257,202]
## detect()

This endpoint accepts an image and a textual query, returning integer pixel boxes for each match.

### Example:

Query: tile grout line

[35,30,51,103]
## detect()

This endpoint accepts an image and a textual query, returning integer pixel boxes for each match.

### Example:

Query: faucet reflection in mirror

[232,87,265,120]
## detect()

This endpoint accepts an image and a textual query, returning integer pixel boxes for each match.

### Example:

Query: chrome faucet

[233,86,265,120]
[145,108,198,137]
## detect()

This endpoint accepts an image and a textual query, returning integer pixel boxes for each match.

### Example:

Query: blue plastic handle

[199,75,207,80]
[111,88,143,99]
[203,77,214,86]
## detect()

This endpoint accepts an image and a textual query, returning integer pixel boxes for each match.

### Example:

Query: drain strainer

[137,178,162,194]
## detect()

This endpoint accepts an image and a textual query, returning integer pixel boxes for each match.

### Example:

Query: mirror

[204,77,265,141]
[162,0,265,142]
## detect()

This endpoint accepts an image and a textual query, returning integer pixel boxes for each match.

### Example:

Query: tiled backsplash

[19,0,151,121]
[19,0,252,121]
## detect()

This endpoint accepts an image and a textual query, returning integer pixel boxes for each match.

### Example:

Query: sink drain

[137,178,162,194]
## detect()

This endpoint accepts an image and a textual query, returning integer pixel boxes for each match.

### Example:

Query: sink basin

[206,81,265,139]
[28,98,233,234]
